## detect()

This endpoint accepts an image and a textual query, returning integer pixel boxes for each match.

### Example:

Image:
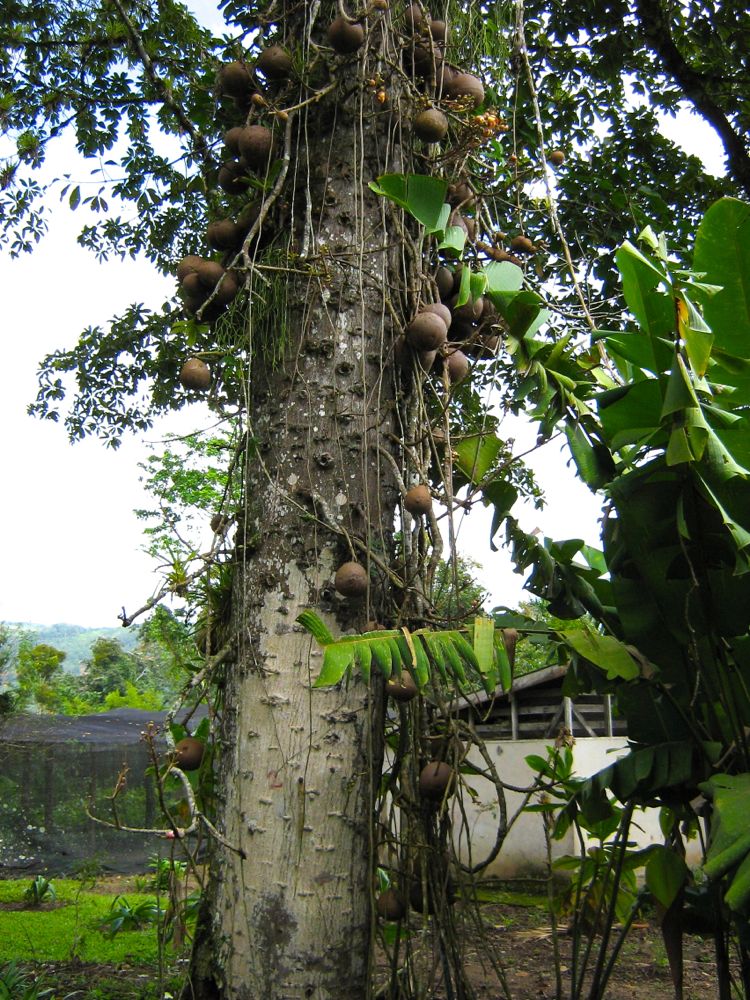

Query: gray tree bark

[188,37,407,998]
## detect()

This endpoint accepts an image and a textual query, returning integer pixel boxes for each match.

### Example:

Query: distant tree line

[0,607,197,715]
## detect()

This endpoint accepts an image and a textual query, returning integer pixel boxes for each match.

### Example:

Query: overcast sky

[0,7,726,628]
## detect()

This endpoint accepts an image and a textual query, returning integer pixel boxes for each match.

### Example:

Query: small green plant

[148,854,188,891]
[0,961,53,999]
[22,876,56,907]
[98,895,163,938]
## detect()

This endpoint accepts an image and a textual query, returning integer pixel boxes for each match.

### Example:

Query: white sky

[0,8,727,628]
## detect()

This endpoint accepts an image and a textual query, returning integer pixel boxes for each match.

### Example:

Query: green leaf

[370,639,393,679]
[646,846,688,908]
[470,270,488,300]
[438,224,467,256]
[314,643,354,687]
[369,174,449,232]
[356,641,372,683]
[455,264,472,308]
[615,240,674,338]
[678,294,714,378]
[694,198,750,358]
[296,611,334,646]
[68,185,80,210]
[454,434,502,484]
[483,479,518,551]
[472,616,495,677]
[484,260,524,294]
[562,627,639,681]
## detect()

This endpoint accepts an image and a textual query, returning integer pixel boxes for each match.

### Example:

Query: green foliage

[22,876,56,907]
[98,896,163,939]
[0,962,53,1000]
[298,612,514,695]
[103,682,165,711]
[147,854,188,892]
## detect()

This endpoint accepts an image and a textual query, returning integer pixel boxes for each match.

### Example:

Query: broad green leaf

[369,174,449,231]
[483,479,518,551]
[615,240,674,338]
[314,643,354,687]
[700,773,750,910]
[565,421,614,489]
[406,175,451,231]
[678,295,713,378]
[438,224,467,256]
[470,270,488,300]
[562,627,639,680]
[296,610,334,646]
[646,846,688,908]
[454,434,502,484]
[492,290,548,340]
[484,260,524,294]
[598,330,673,376]
[661,354,699,419]
[455,264,472,308]
[694,198,750,358]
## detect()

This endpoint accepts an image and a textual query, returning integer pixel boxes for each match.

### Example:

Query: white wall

[455,738,702,879]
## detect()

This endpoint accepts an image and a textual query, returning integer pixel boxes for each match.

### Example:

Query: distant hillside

[2,622,139,675]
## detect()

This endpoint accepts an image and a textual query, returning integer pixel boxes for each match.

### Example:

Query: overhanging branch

[635,0,750,198]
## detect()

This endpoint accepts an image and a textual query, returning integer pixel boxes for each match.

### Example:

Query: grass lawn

[0,879,165,964]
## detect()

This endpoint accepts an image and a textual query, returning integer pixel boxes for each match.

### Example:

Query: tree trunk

[188,47,405,997]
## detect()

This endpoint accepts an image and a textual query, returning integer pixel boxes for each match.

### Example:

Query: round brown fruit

[405,3,427,30]
[196,259,226,289]
[407,41,443,77]
[256,45,292,80]
[327,17,365,54]
[510,234,536,254]
[176,255,203,282]
[404,483,432,516]
[386,670,418,702]
[223,127,244,157]
[447,180,474,208]
[435,266,454,300]
[429,19,447,43]
[218,160,250,196]
[446,347,470,382]
[377,888,406,921]
[549,149,565,166]
[213,269,240,307]
[444,72,485,108]
[334,561,368,597]
[421,302,452,328]
[179,357,211,391]
[406,312,448,351]
[217,61,252,98]
[418,761,455,801]
[174,736,205,771]
[238,125,274,171]
[413,108,449,143]
[207,219,243,251]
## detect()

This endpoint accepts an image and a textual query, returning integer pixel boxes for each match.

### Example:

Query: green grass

[0,880,163,963]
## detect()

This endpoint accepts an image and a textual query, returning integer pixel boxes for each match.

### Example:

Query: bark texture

[188,33,406,998]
